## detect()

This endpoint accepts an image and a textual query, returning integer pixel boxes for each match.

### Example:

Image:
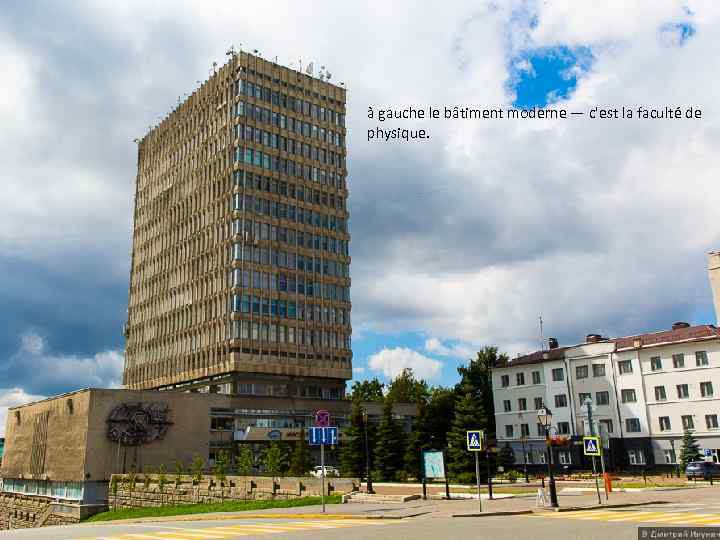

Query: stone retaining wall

[108,474,359,510]
[0,493,101,530]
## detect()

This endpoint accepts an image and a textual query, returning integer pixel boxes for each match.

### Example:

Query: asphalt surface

[5,501,720,540]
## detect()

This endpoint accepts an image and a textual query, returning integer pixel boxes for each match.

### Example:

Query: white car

[310,466,339,477]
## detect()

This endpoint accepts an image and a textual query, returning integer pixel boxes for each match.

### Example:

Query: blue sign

[705,449,712,457]
[583,436,601,456]
[309,426,338,445]
[466,430,484,451]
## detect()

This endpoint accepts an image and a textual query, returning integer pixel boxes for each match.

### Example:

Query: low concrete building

[1,388,415,506]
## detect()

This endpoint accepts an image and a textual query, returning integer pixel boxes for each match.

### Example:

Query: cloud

[0,1,719,396]
[424,338,475,359]
[368,347,443,381]
[0,331,123,397]
[352,367,366,376]
[0,388,46,437]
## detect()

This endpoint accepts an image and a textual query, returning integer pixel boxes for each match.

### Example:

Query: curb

[453,510,534,518]
[533,500,670,513]
[86,513,409,525]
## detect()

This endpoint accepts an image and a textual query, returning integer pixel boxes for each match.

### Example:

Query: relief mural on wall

[106,403,172,446]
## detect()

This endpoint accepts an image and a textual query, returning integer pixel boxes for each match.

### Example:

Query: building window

[621,389,637,403]
[682,415,694,430]
[650,357,662,371]
[518,398,527,411]
[532,371,541,385]
[701,382,714,398]
[592,364,606,377]
[659,416,671,431]
[501,375,510,387]
[599,418,613,434]
[618,360,633,374]
[503,400,512,412]
[664,449,677,464]
[521,423,530,437]
[672,353,685,369]
[626,418,641,432]
[576,365,589,379]
[676,384,689,399]
[696,351,709,367]
[596,391,610,406]
[554,394,567,407]
[558,451,572,465]
[534,397,544,410]
[706,415,719,430]
[516,372,525,386]
[654,386,667,401]
[505,425,514,438]
[557,422,570,434]
[579,392,592,405]
[552,368,564,381]
[628,449,646,465]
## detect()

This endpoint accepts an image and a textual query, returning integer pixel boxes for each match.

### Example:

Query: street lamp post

[520,434,529,483]
[669,439,679,479]
[537,406,559,508]
[361,408,374,494]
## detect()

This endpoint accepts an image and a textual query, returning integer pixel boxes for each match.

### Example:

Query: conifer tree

[373,397,405,481]
[340,399,368,477]
[679,428,702,469]
[446,391,486,477]
[288,428,314,476]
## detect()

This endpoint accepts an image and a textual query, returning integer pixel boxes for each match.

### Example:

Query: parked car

[310,466,339,478]
[686,461,720,480]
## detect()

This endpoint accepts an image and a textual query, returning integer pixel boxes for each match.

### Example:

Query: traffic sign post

[467,430,484,513]
[311,411,338,514]
[583,399,603,504]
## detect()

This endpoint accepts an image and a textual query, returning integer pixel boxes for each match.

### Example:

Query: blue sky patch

[508,45,594,108]
[660,22,696,46]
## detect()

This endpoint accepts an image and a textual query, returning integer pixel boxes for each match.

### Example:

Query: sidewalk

[83,484,720,525]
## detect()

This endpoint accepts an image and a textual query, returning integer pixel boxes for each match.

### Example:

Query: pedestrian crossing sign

[583,436,602,456]
[467,430,484,451]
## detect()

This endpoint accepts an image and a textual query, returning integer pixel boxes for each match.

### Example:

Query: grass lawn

[85,495,344,522]
[614,482,689,489]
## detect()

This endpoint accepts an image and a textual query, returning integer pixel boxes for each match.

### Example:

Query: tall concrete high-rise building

[710,251,720,325]
[123,51,351,400]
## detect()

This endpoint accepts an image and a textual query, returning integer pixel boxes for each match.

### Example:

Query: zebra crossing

[530,509,720,526]
[74,518,403,539]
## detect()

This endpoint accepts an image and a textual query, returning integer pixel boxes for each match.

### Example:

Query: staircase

[343,492,421,503]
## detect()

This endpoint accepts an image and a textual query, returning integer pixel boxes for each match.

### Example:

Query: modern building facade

[123,51,352,401]
[493,324,720,471]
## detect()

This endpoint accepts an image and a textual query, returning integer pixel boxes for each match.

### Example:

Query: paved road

[6,502,720,540]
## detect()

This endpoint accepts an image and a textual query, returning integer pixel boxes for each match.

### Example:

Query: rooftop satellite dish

[326,73,332,81]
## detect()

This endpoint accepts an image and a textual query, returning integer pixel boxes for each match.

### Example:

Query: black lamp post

[520,434,530,483]
[361,407,374,494]
[537,406,559,507]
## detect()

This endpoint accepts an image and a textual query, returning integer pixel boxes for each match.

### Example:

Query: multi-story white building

[493,323,720,471]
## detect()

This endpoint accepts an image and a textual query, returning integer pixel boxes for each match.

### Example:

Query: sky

[1,1,719,435]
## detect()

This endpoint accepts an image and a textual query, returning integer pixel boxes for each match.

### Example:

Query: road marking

[605,512,672,522]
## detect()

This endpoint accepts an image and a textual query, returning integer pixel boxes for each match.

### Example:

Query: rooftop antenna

[539,314,544,351]
[305,61,314,76]
[225,45,235,57]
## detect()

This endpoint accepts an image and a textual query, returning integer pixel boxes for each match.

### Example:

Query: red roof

[614,324,719,349]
